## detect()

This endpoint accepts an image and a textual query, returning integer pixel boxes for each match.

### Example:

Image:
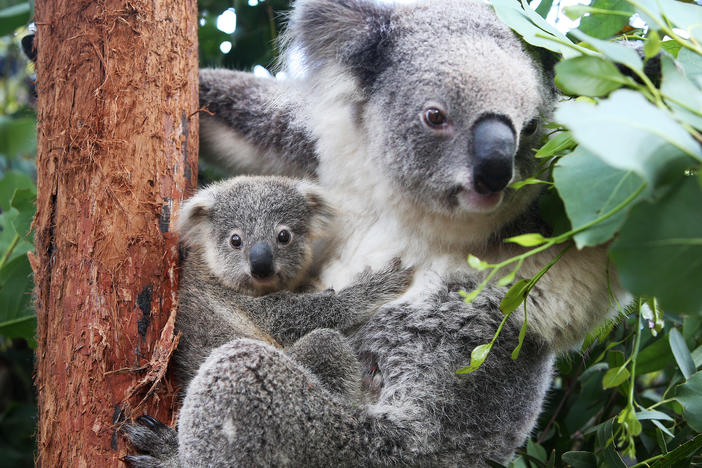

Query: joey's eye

[277,229,292,245]
[230,234,242,249]
[523,118,539,136]
[423,108,447,128]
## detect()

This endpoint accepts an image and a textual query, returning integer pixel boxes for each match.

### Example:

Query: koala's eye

[523,118,539,136]
[423,108,447,128]
[277,229,292,245]
[230,234,243,249]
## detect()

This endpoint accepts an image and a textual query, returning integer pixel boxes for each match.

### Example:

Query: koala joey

[172,175,414,394]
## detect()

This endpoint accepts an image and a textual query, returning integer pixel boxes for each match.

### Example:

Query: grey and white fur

[171,176,413,390]
[125,0,619,466]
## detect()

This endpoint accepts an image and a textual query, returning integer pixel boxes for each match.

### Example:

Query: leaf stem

[0,234,20,271]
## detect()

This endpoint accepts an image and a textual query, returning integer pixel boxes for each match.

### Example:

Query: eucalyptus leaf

[561,451,596,468]
[0,3,31,36]
[534,0,553,19]
[555,90,702,188]
[644,30,660,59]
[10,188,35,240]
[635,410,674,422]
[0,117,37,160]
[553,147,645,248]
[610,177,702,316]
[669,328,697,380]
[534,131,576,159]
[570,29,643,71]
[658,0,702,45]
[500,279,531,315]
[511,306,528,360]
[661,55,702,131]
[0,171,35,212]
[0,255,34,343]
[678,48,702,87]
[578,0,635,39]
[674,372,702,432]
[555,56,629,96]
[505,233,548,247]
[636,335,674,375]
[602,365,630,388]
[492,0,581,58]
[650,433,702,467]
[456,343,492,374]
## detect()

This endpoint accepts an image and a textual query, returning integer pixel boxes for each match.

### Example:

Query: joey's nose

[250,242,274,279]
[471,116,516,194]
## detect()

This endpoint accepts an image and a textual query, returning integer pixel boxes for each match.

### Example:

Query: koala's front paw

[360,257,415,300]
[122,416,180,468]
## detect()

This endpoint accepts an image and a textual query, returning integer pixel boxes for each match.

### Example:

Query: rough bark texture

[32,1,198,466]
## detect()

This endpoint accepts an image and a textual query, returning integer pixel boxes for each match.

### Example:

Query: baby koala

[174,175,413,398]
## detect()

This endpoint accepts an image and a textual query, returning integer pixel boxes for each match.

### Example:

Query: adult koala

[126,0,616,466]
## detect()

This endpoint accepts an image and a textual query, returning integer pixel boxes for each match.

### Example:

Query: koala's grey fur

[171,176,413,386]
[125,0,619,466]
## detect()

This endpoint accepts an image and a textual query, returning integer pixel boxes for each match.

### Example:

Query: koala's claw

[122,415,179,468]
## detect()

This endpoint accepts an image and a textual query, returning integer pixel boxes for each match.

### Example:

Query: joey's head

[178,176,333,296]
[287,0,557,233]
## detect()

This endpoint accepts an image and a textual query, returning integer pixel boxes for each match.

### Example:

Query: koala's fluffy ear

[297,181,335,237]
[176,190,215,246]
[286,0,393,88]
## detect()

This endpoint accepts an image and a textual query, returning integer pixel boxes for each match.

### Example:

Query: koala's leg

[199,69,318,178]
[286,328,362,401]
[177,339,410,467]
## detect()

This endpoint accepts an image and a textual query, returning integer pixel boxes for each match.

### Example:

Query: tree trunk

[31,1,198,465]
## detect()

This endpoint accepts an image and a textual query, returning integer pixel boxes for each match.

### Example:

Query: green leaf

[561,451,596,468]
[460,289,480,303]
[500,278,531,315]
[555,56,629,96]
[570,29,643,71]
[602,365,630,389]
[0,171,35,212]
[659,0,702,46]
[675,371,702,432]
[555,90,702,188]
[660,40,681,58]
[650,433,702,467]
[610,178,702,316]
[534,131,576,159]
[577,0,635,39]
[554,147,645,248]
[10,189,35,240]
[492,0,581,59]
[669,328,697,380]
[511,306,528,360]
[467,254,489,271]
[661,55,702,131]
[0,117,37,160]
[505,233,548,247]
[636,335,674,375]
[651,419,674,438]
[456,343,492,374]
[635,409,673,422]
[678,48,702,87]
[509,177,549,190]
[644,30,661,59]
[595,419,627,467]
[534,0,553,19]
[0,3,31,37]
[0,255,35,344]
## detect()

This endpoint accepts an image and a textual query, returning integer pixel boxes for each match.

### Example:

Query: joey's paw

[122,416,179,468]
[376,257,415,295]
[355,258,415,301]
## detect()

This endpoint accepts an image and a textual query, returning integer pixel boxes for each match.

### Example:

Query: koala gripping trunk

[32,1,198,466]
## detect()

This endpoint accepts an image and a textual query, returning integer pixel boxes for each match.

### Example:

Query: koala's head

[287,0,557,228]
[178,176,333,296]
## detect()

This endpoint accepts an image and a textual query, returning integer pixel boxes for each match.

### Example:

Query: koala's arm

[240,259,414,346]
[199,68,318,177]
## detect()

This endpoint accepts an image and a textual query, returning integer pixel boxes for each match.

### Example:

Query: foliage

[462,0,702,465]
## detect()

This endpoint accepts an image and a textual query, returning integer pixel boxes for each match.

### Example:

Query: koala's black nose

[250,242,274,279]
[471,116,516,194]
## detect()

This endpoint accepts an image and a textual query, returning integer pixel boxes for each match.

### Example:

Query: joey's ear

[297,181,335,236]
[176,191,215,246]
[286,0,394,89]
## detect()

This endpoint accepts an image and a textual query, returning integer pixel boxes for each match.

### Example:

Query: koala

[125,0,618,466]
[171,175,414,391]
